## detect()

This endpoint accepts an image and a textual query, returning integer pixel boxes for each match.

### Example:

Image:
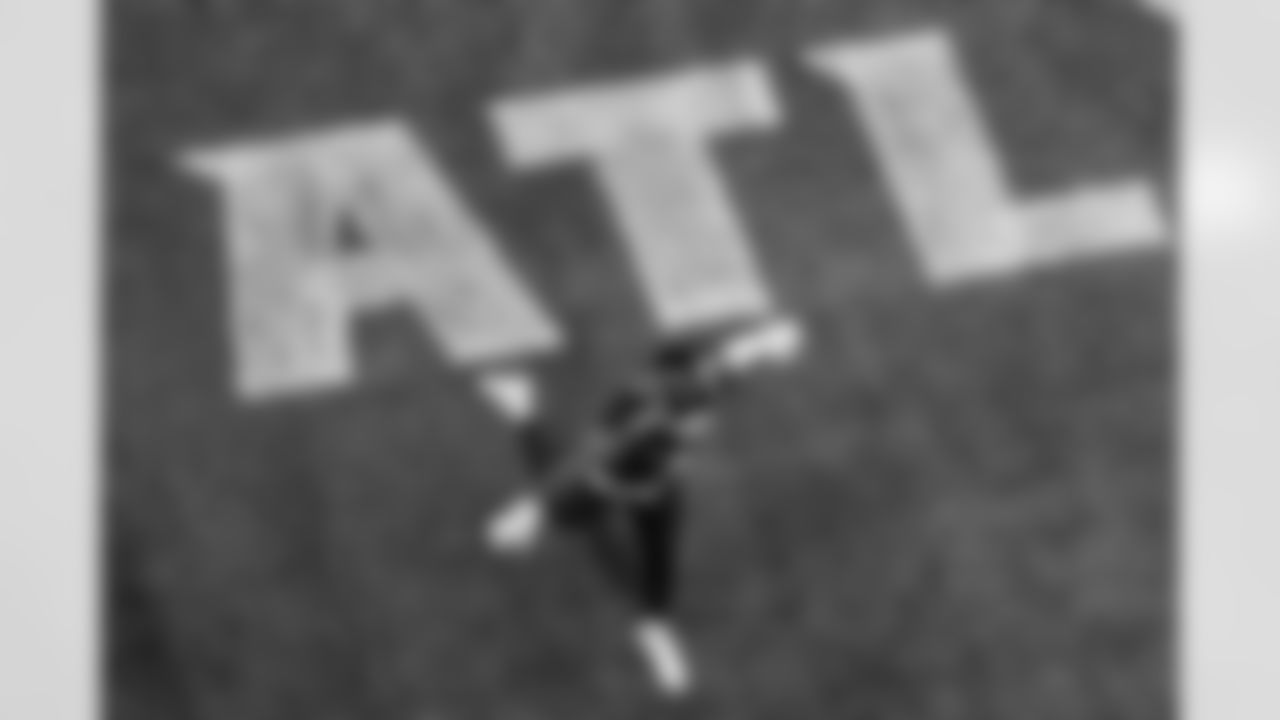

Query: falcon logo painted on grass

[181,27,1168,404]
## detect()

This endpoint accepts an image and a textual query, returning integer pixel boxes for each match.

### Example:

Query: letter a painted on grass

[183,121,561,402]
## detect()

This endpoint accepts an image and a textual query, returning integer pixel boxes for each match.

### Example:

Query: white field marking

[807,29,1169,285]
[1020,180,1167,266]
[182,120,561,402]
[808,32,1025,281]
[491,62,781,333]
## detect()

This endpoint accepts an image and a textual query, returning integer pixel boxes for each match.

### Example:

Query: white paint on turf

[807,29,1168,285]
[183,121,562,402]
[180,28,1173,405]
[1020,180,1167,266]
[492,62,781,333]
[809,32,1027,282]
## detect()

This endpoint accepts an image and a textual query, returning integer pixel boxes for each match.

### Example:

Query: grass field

[107,1,1174,718]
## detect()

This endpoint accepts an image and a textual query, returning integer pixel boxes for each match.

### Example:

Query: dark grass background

[106,0,1175,718]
